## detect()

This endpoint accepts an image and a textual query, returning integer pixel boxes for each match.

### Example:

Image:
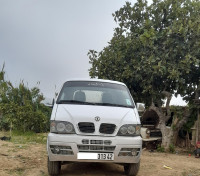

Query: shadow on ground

[61,162,125,176]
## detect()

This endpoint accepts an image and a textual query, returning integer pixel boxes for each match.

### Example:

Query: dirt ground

[0,140,200,176]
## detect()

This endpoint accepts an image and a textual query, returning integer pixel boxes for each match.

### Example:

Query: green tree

[0,65,51,132]
[88,0,200,149]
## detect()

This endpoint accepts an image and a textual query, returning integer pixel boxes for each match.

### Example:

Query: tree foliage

[88,0,200,149]
[0,65,51,132]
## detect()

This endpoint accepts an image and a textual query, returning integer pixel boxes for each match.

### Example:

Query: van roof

[64,78,126,86]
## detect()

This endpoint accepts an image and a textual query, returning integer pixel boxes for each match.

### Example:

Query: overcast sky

[0,0,186,105]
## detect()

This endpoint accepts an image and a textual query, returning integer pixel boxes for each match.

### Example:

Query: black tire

[47,157,61,176]
[124,161,140,176]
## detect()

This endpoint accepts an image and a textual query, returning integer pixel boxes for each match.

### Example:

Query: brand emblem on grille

[95,116,100,121]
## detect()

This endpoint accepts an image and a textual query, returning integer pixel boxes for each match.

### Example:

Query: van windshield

[56,81,134,108]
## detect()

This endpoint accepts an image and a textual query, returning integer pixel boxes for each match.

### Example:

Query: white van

[47,79,142,176]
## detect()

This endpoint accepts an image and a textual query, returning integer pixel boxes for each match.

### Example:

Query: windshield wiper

[57,100,134,108]
[97,103,134,108]
[57,100,96,105]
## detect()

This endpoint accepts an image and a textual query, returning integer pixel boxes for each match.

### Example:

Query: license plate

[97,153,114,160]
[77,153,114,160]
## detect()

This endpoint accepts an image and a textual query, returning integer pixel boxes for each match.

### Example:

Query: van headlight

[50,121,75,134]
[117,124,141,136]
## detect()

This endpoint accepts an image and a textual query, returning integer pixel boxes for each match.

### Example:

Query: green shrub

[169,144,175,153]
[0,103,51,132]
[0,68,51,133]
[157,145,165,152]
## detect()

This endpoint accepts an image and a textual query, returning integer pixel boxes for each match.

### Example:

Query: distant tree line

[0,64,51,133]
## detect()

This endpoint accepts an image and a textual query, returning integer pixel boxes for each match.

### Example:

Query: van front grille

[78,122,95,133]
[78,139,115,152]
[99,123,116,134]
[90,140,103,145]
[78,145,115,151]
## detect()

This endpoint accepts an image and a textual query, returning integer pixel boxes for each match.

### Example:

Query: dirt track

[0,140,200,176]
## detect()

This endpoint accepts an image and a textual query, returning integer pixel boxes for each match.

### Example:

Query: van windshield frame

[56,81,135,108]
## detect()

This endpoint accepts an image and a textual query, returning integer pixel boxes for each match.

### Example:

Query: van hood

[52,104,140,136]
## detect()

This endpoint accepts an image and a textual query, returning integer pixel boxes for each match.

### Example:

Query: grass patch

[0,130,47,144]
[2,143,9,147]
[8,167,25,176]
[14,144,28,149]
[7,148,18,153]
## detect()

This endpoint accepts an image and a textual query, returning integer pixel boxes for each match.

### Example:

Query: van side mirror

[43,98,54,108]
[136,103,145,112]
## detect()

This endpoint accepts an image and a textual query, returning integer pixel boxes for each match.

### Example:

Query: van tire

[47,157,61,176]
[124,161,140,176]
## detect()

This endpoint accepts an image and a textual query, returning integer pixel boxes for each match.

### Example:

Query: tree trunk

[173,130,179,146]
[149,91,190,150]
[149,104,174,150]
[159,123,174,150]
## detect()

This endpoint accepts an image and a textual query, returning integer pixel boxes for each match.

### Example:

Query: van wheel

[47,157,61,176]
[124,161,140,176]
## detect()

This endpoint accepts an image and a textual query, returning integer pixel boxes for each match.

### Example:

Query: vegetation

[0,64,51,133]
[156,144,165,152]
[88,0,200,149]
[0,130,47,144]
[169,144,175,153]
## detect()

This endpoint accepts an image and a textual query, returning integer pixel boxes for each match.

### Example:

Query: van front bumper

[47,133,142,164]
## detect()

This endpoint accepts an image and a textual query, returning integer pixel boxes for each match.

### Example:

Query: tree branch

[162,91,172,122]
[176,107,190,129]
[149,103,165,124]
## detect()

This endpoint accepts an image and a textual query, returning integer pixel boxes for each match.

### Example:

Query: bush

[169,144,175,153]
[157,145,165,152]
[0,103,50,132]
[0,67,51,133]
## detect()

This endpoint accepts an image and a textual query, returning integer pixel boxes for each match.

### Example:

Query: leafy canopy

[88,0,200,105]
